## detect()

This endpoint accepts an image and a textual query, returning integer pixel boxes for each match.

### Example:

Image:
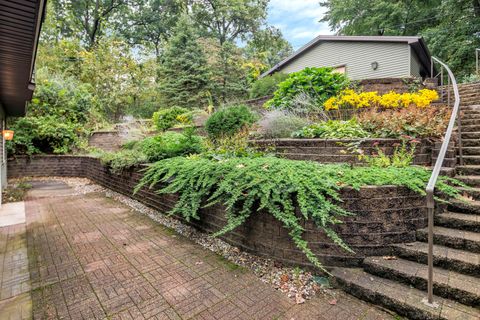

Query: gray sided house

[0,0,47,202]
[261,36,433,80]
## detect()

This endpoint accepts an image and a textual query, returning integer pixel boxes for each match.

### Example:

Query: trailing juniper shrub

[135,156,462,272]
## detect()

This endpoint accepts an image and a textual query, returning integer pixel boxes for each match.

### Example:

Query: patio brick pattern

[24,181,394,319]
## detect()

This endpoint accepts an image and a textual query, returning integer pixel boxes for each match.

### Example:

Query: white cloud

[267,0,333,49]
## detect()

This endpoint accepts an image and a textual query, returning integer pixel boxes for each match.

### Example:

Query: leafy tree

[244,26,293,68]
[119,0,183,59]
[158,16,212,109]
[190,0,269,45]
[50,0,129,47]
[320,0,440,36]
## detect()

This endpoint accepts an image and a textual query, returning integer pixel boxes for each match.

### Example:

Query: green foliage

[140,131,204,162]
[158,16,211,109]
[202,130,264,160]
[205,105,257,140]
[136,156,462,271]
[359,141,417,168]
[100,149,148,174]
[249,73,289,99]
[8,116,82,155]
[152,106,190,131]
[293,119,371,139]
[99,130,204,173]
[191,0,269,45]
[7,70,92,155]
[460,74,480,84]
[244,26,293,69]
[266,67,349,110]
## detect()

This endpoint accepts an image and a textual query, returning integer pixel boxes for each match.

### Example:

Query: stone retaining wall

[254,138,454,167]
[88,131,123,152]
[8,155,434,269]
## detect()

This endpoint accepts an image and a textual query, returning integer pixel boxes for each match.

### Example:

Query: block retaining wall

[8,155,434,269]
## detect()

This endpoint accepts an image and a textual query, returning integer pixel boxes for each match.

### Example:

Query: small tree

[158,16,211,109]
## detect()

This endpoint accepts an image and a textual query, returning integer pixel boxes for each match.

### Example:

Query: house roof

[0,0,47,117]
[261,35,434,78]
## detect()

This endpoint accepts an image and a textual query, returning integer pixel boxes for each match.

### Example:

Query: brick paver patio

[5,180,396,319]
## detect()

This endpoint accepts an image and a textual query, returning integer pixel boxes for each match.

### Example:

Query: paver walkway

[16,181,395,319]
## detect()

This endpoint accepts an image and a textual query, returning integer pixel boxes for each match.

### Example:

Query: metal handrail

[425,57,461,305]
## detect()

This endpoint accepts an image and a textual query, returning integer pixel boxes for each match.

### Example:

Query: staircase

[332,84,480,320]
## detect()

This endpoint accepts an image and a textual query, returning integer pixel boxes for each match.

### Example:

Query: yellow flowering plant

[324,89,439,110]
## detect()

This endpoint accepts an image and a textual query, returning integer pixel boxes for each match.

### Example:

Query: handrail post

[476,49,479,75]
[448,76,451,106]
[426,191,435,304]
[431,58,434,78]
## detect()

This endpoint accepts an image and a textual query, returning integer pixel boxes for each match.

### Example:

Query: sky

[267,0,334,50]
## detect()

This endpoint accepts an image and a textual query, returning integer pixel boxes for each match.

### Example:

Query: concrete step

[459,147,480,155]
[458,156,480,165]
[461,119,480,126]
[332,268,480,320]
[459,124,480,132]
[456,165,480,175]
[435,212,480,232]
[461,111,480,116]
[363,257,480,307]
[460,104,480,110]
[448,198,480,214]
[459,139,480,147]
[393,242,479,277]
[417,226,480,253]
[455,175,480,187]
[458,186,480,200]
[460,113,480,119]
[461,131,480,139]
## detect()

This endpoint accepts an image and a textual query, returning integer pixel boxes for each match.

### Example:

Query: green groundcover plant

[100,130,204,173]
[136,156,462,272]
[293,119,371,139]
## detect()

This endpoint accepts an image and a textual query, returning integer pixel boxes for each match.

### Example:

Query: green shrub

[7,70,95,156]
[136,156,462,271]
[255,111,310,139]
[249,73,289,99]
[293,119,371,139]
[152,106,189,131]
[140,130,203,162]
[205,105,257,140]
[266,67,349,110]
[7,116,82,155]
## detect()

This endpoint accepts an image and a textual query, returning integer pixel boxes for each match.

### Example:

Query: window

[333,65,346,74]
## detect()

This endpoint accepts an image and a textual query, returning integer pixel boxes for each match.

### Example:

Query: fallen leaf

[329,299,337,305]
[280,274,289,283]
[195,261,203,265]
